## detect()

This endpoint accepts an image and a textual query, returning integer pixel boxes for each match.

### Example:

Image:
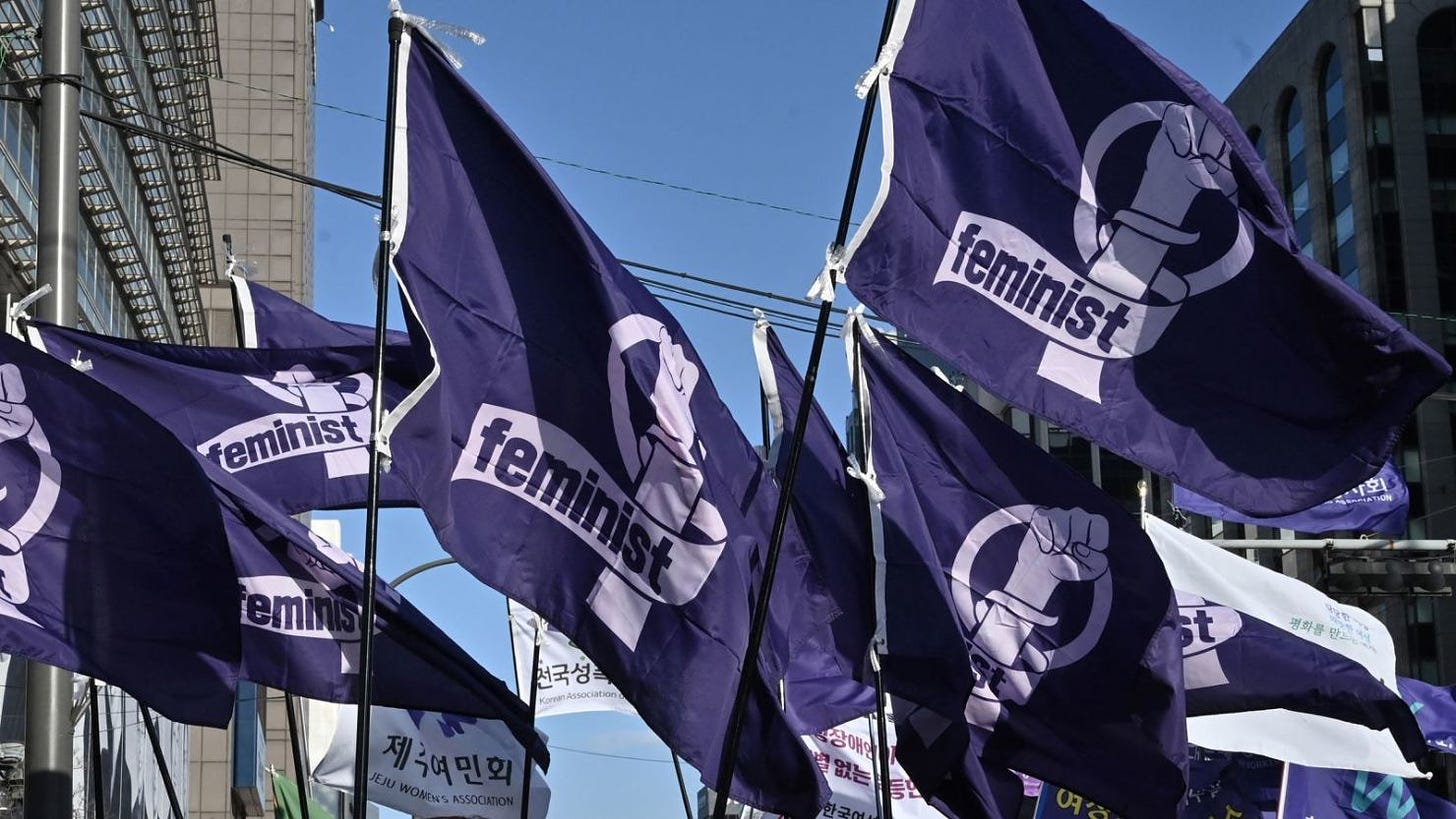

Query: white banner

[311,703,549,818]
[1145,515,1420,777]
[804,719,940,819]
[508,599,637,718]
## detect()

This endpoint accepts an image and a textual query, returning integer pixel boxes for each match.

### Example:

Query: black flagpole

[87,680,103,819]
[849,329,896,819]
[672,753,695,819]
[518,616,543,819]
[353,13,407,819]
[137,704,183,819]
[284,693,313,819]
[710,1,899,817]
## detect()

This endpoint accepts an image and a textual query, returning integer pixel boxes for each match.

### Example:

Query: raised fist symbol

[1019,506,1111,587]
[1087,103,1239,303]
[0,365,34,445]
[1141,104,1237,213]
[964,507,1110,676]
[642,327,702,462]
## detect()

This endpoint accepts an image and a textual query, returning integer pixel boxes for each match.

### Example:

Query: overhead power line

[81,43,847,224]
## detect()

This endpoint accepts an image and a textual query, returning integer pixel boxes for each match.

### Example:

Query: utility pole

[28,0,80,813]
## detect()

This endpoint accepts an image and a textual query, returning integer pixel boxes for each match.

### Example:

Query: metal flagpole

[28,0,81,812]
[136,704,184,819]
[671,753,695,819]
[284,693,314,819]
[352,13,408,819]
[710,2,898,816]
[849,326,895,819]
[518,615,543,819]
[87,681,103,819]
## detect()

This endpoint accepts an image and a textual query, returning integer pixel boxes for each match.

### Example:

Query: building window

[1247,126,1265,162]
[1283,93,1313,257]
[1323,50,1359,290]
[1419,8,1456,316]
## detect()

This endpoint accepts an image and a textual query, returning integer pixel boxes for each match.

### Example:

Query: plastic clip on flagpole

[711,3,900,816]
[854,39,902,100]
[807,244,845,303]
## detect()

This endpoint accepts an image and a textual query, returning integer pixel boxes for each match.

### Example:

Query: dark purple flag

[752,320,876,734]
[0,332,241,725]
[851,316,1186,819]
[231,274,412,351]
[382,24,829,815]
[1179,591,1425,755]
[1283,765,1456,819]
[208,466,547,767]
[1173,461,1409,535]
[1399,677,1456,754]
[842,0,1450,516]
[29,322,418,513]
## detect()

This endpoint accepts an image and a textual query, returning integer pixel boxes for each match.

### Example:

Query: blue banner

[383,24,831,815]
[1283,765,1456,819]
[851,316,1185,819]
[1399,677,1456,753]
[30,322,418,513]
[1173,462,1409,535]
[842,0,1449,517]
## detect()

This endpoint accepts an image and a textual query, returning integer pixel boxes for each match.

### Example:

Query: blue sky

[304,2,1306,816]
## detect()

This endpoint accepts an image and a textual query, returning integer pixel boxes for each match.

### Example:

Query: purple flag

[1398,677,1456,754]
[28,322,418,513]
[850,316,1186,819]
[231,274,412,351]
[382,24,829,815]
[1283,765,1456,819]
[208,466,547,767]
[1178,591,1425,754]
[752,320,876,734]
[0,332,241,725]
[1173,461,1409,535]
[842,0,1450,516]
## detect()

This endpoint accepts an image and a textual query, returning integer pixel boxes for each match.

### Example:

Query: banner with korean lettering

[1034,748,1279,819]
[507,599,636,718]
[804,719,940,819]
[1172,462,1408,535]
[1146,516,1424,776]
[311,702,549,818]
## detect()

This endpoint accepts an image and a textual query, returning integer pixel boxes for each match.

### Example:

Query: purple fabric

[0,331,241,725]
[856,322,1186,819]
[383,25,831,816]
[1283,764,1456,819]
[30,322,418,512]
[1173,461,1409,535]
[757,323,877,734]
[843,0,1449,517]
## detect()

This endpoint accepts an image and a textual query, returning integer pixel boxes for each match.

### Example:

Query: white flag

[1144,515,1420,777]
[508,599,637,718]
[310,702,549,818]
